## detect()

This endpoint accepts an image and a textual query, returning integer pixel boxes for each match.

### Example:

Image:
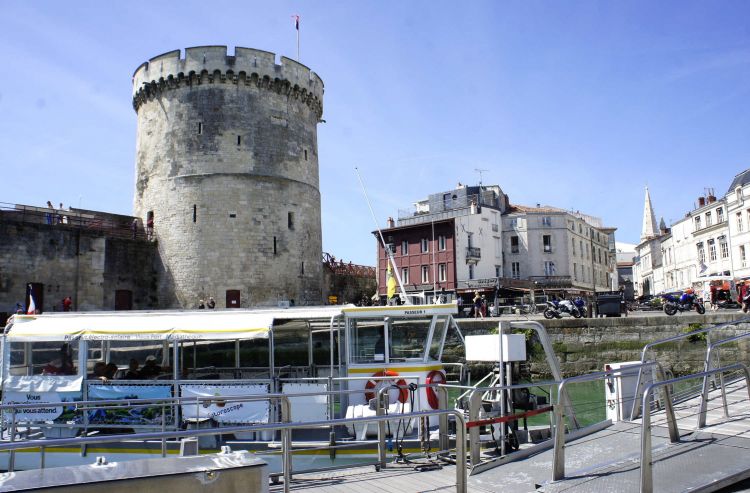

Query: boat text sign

[180,384,270,424]
[3,391,81,422]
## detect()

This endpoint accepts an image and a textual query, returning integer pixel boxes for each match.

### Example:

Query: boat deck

[272,379,750,492]
[270,462,461,493]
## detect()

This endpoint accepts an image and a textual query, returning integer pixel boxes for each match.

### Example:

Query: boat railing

[1,373,437,443]
[639,363,750,493]
[0,392,468,493]
[1,382,440,454]
[439,381,560,466]
[276,373,428,422]
[552,361,670,482]
[630,315,750,420]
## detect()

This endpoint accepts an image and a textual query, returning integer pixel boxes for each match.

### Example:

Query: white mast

[355,167,410,304]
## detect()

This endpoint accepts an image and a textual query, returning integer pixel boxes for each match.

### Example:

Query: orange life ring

[364,370,408,403]
[425,370,446,409]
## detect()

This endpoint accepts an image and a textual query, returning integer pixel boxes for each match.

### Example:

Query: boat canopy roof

[3,306,347,342]
[2,303,457,342]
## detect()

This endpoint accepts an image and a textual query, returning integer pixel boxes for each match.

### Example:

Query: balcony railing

[0,202,148,241]
[528,276,573,287]
[466,247,481,260]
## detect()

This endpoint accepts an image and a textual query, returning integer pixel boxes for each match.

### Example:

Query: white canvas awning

[5,312,274,342]
[4,306,348,342]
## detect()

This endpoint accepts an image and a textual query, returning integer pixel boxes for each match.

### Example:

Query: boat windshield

[348,315,449,365]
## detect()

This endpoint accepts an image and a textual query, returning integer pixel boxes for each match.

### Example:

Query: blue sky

[2,1,749,264]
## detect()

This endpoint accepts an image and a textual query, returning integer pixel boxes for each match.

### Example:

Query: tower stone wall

[132,46,324,308]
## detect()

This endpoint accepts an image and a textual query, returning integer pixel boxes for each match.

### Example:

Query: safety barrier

[0,390,467,493]
[639,363,750,493]
[552,361,669,481]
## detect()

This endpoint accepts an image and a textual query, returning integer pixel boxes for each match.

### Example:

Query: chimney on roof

[708,194,716,203]
[698,196,705,207]
[536,203,541,208]
[386,217,395,228]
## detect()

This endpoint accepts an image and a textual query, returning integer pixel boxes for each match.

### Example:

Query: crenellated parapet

[132,46,324,117]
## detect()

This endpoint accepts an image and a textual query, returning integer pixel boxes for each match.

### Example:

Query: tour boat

[0,303,463,472]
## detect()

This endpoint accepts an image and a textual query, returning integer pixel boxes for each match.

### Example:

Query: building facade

[376,184,615,304]
[634,168,750,299]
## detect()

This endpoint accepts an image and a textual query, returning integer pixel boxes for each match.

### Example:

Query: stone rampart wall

[0,220,158,314]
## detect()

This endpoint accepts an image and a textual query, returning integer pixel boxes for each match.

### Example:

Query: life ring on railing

[364,370,408,403]
[425,370,446,409]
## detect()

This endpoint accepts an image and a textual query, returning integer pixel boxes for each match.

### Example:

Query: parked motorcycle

[662,291,705,316]
[543,297,586,319]
[716,299,740,310]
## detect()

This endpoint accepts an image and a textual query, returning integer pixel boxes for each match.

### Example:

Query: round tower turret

[132,46,324,308]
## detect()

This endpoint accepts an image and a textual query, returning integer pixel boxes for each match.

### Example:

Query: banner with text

[2,391,82,423]
[180,384,269,424]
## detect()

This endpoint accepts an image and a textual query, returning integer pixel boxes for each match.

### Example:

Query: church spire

[641,186,659,241]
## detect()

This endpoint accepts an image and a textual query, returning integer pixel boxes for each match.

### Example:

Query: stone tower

[132,46,324,308]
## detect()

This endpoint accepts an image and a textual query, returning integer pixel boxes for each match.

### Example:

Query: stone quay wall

[453,312,750,377]
[133,46,324,308]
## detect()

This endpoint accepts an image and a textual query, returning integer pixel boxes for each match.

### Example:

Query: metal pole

[640,389,653,493]
[552,387,566,480]
[377,389,387,468]
[454,411,468,493]
[438,386,449,454]
[161,403,167,457]
[280,396,292,493]
[354,167,408,302]
[468,391,481,465]
[9,408,17,472]
[498,321,506,456]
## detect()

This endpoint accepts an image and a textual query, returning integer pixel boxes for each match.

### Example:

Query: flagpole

[297,20,300,61]
[355,167,409,304]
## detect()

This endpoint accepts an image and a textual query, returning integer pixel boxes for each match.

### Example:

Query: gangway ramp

[536,377,750,492]
[268,375,750,492]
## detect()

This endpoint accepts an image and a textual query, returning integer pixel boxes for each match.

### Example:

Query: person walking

[473,292,484,319]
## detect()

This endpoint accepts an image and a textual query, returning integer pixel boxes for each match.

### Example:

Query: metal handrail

[2,394,291,473]
[0,407,467,493]
[697,331,750,426]
[552,361,670,481]
[0,202,145,241]
[507,321,578,428]
[375,383,451,467]
[440,381,559,466]
[630,316,750,420]
[640,363,750,493]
